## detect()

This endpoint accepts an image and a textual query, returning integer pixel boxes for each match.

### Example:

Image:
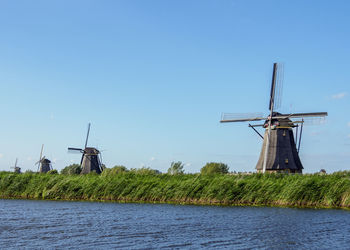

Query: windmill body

[80,147,102,174]
[68,123,103,174]
[255,113,303,173]
[13,167,21,173]
[39,158,52,173]
[220,63,327,173]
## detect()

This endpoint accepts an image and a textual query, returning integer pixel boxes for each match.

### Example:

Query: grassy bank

[1,171,350,208]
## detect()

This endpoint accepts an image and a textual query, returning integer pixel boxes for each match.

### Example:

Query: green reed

[1,171,350,208]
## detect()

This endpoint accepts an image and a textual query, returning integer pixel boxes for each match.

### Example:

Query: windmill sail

[85,123,91,149]
[220,113,265,123]
[269,63,284,112]
[273,63,284,111]
[273,112,328,119]
[68,147,83,151]
[269,63,277,111]
[37,144,44,172]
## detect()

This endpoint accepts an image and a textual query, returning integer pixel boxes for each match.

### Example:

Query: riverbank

[1,171,350,208]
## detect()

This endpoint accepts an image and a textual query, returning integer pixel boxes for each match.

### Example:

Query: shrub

[130,167,161,175]
[47,169,58,175]
[200,162,229,175]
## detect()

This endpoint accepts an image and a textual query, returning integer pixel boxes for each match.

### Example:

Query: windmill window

[285,158,289,164]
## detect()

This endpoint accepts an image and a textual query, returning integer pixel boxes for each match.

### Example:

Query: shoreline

[1,194,349,210]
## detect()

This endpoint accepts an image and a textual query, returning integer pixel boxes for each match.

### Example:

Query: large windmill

[68,123,103,174]
[220,63,328,173]
[11,158,21,173]
[36,144,52,173]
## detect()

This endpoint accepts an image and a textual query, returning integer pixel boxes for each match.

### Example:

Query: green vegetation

[61,164,82,175]
[47,170,58,175]
[129,167,161,175]
[101,166,128,176]
[200,162,229,175]
[167,161,184,175]
[1,170,350,209]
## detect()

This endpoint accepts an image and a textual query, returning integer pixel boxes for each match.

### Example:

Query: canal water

[0,199,349,249]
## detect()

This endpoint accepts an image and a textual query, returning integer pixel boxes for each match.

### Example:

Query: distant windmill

[220,63,328,173]
[11,158,21,173]
[36,144,52,173]
[68,123,103,174]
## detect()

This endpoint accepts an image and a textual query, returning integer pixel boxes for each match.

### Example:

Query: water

[0,199,349,249]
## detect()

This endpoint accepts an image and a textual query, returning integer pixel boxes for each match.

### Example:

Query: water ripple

[0,200,350,249]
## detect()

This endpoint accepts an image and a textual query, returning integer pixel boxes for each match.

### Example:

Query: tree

[60,164,82,175]
[101,165,128,176]
[167,161,184,175]
[200,162,229,175]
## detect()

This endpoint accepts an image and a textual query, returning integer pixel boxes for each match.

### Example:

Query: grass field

[1,171,350,208]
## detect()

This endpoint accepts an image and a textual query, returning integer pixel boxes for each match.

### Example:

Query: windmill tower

[36,144,52,173]
[11,158,21,173]
[220,63,328,173]
[68,123,103,174]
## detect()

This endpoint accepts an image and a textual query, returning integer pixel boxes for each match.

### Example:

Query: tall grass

[1,171,350,208]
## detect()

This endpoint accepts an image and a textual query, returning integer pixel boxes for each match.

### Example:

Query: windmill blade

[298,119,304,152]
[291,117,326,126]
[15,158,18,167]
[274,112,328,119]
[80,153,85,166]
[220,113,266,123]
[98,153,104,171]
[39,144,44,162]
[273,63,284,111]
[37,144,44,171]
[268,63,284,111]
[84,123,91,149]
[68,147,84,153]
[269,63,278,111]
[99,151,103,165]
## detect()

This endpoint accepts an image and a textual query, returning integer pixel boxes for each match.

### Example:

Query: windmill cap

[41,158,51,164]
[84,147,100,154]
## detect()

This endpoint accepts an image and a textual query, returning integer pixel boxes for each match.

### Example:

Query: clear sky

[0,0,349,173]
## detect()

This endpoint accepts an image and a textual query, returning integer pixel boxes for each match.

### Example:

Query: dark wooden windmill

[36,144,52,173]
[11,158,21,173]
[220,63,328,173]
[68,123,103,174]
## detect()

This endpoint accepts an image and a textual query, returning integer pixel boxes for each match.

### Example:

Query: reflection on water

[0,199,349,249]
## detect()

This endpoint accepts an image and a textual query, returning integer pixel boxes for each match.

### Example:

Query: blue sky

[0,0,349,173]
